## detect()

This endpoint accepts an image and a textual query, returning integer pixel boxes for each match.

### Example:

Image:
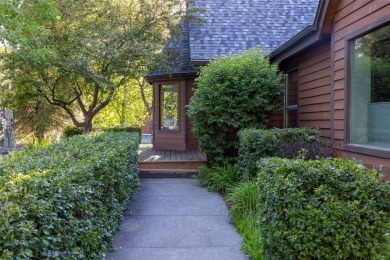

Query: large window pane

[350,24,390,148]
[160,84,179,130]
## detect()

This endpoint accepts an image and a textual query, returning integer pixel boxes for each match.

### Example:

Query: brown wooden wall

[151,77,199,151]
[298,43,332,138]
[277,0,390,175]
[271,42,332,136]
[332,0,390,173]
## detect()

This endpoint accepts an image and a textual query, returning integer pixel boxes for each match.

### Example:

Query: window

[349,23,390,149]
[160,84,179,130]
[284,69,298,128]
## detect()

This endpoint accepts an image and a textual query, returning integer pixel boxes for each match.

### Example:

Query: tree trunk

[33,99,45,142]
[120,85,127,125]
[83,116,93,133]
[0,107,16,152]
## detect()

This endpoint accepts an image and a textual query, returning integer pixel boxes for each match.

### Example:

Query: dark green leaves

[0,132,140,259]
[187,48,284,165]
[237,128,330,179]
[257,157,390,259]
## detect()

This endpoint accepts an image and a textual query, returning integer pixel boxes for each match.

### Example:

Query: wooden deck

[138,144,208,176]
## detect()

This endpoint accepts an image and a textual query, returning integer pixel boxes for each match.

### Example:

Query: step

[138,170,197,178]
[138,160,207,170]
[138,160,208,178]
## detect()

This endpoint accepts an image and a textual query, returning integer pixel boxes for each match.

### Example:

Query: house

[270,0,390,174]
[146,0,390,175]
[146,0,319,150]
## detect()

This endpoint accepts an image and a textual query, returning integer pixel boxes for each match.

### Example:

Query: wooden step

[138,160,208,178]
[139,160,207,170]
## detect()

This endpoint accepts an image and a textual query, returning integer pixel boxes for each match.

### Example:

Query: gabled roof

[147,0,319,79]
[189,0,319,61]
[270,0,340,62]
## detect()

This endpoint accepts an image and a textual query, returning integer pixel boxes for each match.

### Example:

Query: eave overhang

[269,0,339,63]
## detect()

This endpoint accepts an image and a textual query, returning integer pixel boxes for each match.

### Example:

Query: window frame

[158,82,181,132]
[344,15,390,158]
[283,67,299,128]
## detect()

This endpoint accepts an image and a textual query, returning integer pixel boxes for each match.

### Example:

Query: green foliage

[62,126,83,138]
[187,48,284,165]
[1,0,200,133]
[98,125,142,142]
[93,82,152,128]
[195,164,241,193]
[0,132,140,259]
[237,128,330,179]
[15,97,70,142]
[257,157,390,259]
[227,181,264,260]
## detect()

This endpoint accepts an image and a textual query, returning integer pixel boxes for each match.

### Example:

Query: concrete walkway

[106,178,248,260]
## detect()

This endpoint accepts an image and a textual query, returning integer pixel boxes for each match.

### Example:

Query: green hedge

[98,126,142,142]
[237,128,328,179]
[0,132,140,259]
[257,157,390,259]
[62,125,142,141]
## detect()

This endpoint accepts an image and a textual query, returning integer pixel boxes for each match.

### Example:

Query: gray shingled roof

[190,0,319,60]
[148,0,319,77]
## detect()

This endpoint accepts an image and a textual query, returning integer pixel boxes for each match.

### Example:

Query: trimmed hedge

[99,126,142,142]
[237,128,331,179]
[257,157,390,259]
[63,125,142,141]
[0,132,140,259]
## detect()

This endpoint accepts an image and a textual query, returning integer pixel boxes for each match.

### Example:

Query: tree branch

[91,89,114,117]
[41,92,83,127]
[75,80,87,115]
[137,78,152,116]
[88,85,99,113]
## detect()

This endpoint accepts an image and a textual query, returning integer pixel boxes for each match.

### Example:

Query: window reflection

[160,84,179,130]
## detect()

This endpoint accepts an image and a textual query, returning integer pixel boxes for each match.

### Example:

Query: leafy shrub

[62,125,84,138]
[227,181,264,260]
[98,125,142,142]
[257,157,390,259]
[188,48,283,165]
[196,164,241,193]
[0,132,140,259]
[237,127,333,179]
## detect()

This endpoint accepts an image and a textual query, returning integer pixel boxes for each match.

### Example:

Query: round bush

[187,48,283,165]
[257,157,390,259]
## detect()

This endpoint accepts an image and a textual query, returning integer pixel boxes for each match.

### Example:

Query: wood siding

[151,77,199,151]
[298,43,332,138]
[333,0,390,174]
[279,0,390,175]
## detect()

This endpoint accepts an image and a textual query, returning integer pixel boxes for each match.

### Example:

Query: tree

[0,0,58,149]
[1,0,200,133]
[187,48,284,165]
[14,95,70,142]
[0,93,16,152]
[92,79,152,127]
